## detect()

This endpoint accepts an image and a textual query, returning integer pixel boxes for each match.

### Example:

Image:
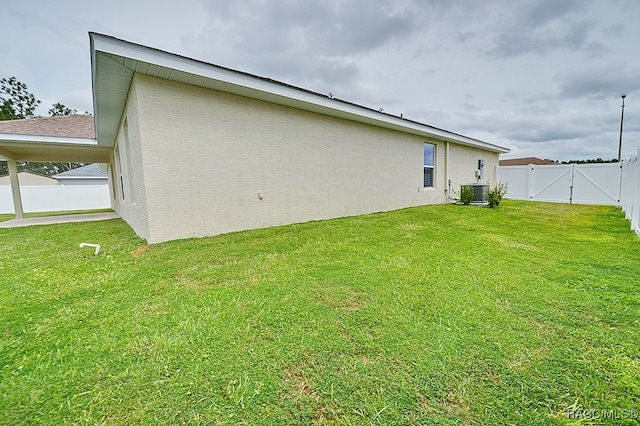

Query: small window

[114,148,125,200]
[423,143,435,188]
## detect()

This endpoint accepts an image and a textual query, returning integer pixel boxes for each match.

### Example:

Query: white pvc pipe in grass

[79,243,101,255]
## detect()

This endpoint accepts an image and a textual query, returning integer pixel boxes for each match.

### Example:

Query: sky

[2,0,639,161]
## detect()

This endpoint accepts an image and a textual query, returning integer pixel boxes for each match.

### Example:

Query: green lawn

[0,208,114,223]
[1,201,638,425]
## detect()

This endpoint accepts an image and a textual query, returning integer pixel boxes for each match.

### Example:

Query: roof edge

[0,133,99,146]
[89,32,509,154]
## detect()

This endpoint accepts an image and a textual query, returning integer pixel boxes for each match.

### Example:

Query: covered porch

[0,115,113,218]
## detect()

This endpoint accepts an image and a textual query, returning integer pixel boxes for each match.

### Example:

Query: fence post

[527,164,535,200]
[617,161,623,205]
[631,150,640,235]
[621,149,640,235]
[569,163,576,204]
[621,159,628,215]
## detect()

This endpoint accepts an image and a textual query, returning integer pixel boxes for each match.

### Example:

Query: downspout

[445,140,450,190]
[107,161,118,211]
[7,159,24,219]
[444,140,457,202]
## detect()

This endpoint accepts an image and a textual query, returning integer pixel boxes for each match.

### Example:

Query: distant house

[0,171,58,186]
[1,33,510,243]
[499,157,557,166]
[54,163,108,186]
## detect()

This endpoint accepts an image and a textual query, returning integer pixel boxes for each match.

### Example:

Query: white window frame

[423,143,435,188]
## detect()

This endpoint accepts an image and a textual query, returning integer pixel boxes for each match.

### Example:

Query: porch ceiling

[0,134,111,163]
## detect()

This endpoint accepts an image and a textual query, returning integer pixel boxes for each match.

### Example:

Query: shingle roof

[53,163,107,178]
[499,157,557,166]
[0,115,95,139]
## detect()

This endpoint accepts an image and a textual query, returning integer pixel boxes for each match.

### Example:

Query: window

[423,143,435,188]
[114,148,125,200]
[123,119,135,204]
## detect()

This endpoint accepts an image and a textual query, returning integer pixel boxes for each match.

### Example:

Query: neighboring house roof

[53,163,107,179]
[0,115,109,163]
[499,157,557,166]
[90,32,510,154]
[0,115,95,139]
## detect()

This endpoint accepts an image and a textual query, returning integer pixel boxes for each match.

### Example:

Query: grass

[0,208,114,222]
[0,200,638,425]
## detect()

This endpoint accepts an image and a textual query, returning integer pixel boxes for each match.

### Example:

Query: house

[499,157,556,166]
[0,171,59,186]
[1,33,509,243]
[53,163,109,186]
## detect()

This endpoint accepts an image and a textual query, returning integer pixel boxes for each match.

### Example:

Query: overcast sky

[2,0,639,161]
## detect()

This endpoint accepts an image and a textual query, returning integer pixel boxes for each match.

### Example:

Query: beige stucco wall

[123,74,499,243]
[0,172,59,186]
[110,81,152,241]
[447,143,500,192]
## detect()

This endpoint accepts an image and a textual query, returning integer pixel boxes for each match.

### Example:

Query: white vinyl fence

[499,163,621,205]
[499,154,640,237]
[0,185,111,214]
[620,150,640,236]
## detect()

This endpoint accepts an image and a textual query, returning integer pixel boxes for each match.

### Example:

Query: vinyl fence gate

[498,163,621,205]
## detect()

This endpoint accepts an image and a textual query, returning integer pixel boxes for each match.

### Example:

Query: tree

[0,161,88,176]
[48,102,77,116]
[0,77,90,176]
[0,76,41,120]
[560,158,619,164]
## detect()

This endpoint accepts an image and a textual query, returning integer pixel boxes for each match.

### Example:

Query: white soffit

[90,33,509,153]
[0,133,98,146]
[0,133,111,162]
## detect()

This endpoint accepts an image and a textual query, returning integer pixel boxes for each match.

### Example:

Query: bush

[488,183,508,208]
[460,185,473,205]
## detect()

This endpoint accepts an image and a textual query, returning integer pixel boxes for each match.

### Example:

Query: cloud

[555,64,640,99]
[488,8,599,57]
[2,0,639,161]
[193,0,416,86]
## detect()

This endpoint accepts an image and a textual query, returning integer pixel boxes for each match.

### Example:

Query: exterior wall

[0,172,59,186]
[447,143,500,191]
[110,80,152,241]
[126,74,499,243]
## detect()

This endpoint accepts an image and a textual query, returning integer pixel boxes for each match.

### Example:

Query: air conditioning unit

[467,183,489,204]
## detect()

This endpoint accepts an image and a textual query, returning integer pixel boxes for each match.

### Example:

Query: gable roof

[53,163,108,178]
[90,32,509,154]
[499,157,557,166]
[0,115,94,139]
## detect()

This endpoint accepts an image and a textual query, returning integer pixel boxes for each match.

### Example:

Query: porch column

[7,159,24,219]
